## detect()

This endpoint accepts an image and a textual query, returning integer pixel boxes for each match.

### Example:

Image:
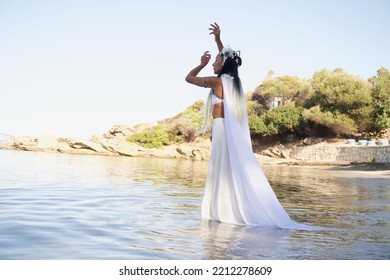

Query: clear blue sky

[1,0,389,138]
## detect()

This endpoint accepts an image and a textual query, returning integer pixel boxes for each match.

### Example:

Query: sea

[0,150,389,259]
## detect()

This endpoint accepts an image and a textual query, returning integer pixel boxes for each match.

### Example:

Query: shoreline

[1,125,389,171]
[257,155,390,171]
[2,144,390,173]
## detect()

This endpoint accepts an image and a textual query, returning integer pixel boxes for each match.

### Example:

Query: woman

[186,23,323,230]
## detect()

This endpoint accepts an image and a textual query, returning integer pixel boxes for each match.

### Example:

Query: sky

[0,0,389,139]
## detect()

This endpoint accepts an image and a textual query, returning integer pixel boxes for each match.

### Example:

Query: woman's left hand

[209,22,221,40]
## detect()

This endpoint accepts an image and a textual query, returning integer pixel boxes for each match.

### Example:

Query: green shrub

[306,68,373,134]
[127,125,171,148]
[127,100,204,148]
[252,75,312,109]
[370,67,390,131]
[248,114,269,135]
[302,106,358,136]
[263,104,303,134]
[248,104,304,136]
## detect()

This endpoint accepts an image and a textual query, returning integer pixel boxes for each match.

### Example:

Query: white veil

[221,74,326,230]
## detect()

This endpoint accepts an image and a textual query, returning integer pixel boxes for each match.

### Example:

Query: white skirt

[201,119,330,230]
[201,118,245,224]
[200,75,330,230]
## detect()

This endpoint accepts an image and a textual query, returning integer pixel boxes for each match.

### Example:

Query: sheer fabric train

[201,75,324,230]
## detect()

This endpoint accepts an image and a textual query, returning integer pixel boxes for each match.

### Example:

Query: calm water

[0,150,389,259]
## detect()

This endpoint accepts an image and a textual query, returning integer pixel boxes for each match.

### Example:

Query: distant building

[269,94,284,109]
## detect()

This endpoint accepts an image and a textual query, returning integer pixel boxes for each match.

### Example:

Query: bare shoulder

[204,76,222,89]
[206,77,223,98]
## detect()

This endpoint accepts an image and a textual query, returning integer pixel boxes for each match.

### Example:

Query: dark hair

[218,54,242,92]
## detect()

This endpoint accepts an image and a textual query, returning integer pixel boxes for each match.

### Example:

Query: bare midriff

[212,103,224,119]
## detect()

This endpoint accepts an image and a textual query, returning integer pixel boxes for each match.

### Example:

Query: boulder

[92,136,145,157]
[36,135,66,151]
[13,136,38,151]
[303,137,324,145]
[191,149,205,161]
[59,138,112,155]
[108,124,137,139]
[176,145,193,156]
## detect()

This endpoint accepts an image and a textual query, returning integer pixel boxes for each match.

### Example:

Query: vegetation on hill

[128,67,390,148]
[248,67,389,138]
[127,100,205,148]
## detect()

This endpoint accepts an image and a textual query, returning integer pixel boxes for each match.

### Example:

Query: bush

[127,100,204,148]
[306,69,373,134]
[252,75,312,109]
[370,67,390,131]
[127,125,172,148]
[248,114,269,135]
[248,104,304,136]
[263,104,303,134]
[302,106,358,136]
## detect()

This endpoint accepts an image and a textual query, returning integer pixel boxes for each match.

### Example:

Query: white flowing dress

[201,74,324,230]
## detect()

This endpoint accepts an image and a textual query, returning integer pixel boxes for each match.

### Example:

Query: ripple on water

[0,150,388,259]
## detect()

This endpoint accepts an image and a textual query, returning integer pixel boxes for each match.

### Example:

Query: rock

[2,125,214,160]
[92,136,145,157]
[303,137,323,145]
[280,149,291,159]
[379,128,390,139]
[36,135,65,151]
[108,124,137,139]
[269,148,283,158]
[262,148,282,158]
[13,136,38,151]
[191,149,205,161]
[152,145,183,159]
[176,145,193,156]
[59,138,112,155]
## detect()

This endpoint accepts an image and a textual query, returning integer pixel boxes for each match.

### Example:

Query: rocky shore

[1,125,389,168]
[0,125,211,161]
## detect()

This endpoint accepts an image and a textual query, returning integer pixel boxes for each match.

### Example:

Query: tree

[251,75,312,109]
[248,104,304,136]
[302,106,358,136]
[305,69,373,133]
[369,67,390,131]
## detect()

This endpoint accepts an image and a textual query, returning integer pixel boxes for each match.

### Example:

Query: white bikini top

[211,94,224,105]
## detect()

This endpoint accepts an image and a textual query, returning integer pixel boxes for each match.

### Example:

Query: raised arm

[185,51,220,89]
[209,22,223,52]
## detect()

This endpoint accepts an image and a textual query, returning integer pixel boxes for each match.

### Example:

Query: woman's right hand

[200,51,211,66]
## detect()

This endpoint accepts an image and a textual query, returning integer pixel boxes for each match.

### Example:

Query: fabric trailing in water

[201,74,327,230]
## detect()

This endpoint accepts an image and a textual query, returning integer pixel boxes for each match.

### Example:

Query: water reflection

[1,150,389,259]
[201,220,290,259]
[264,166,390,228]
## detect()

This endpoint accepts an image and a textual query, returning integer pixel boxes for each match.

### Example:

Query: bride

[186,23,324,230]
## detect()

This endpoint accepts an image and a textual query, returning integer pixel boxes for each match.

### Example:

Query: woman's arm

[209,22,223,52]
[185,51,220,89]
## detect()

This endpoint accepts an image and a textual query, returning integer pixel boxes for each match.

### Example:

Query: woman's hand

[185,50,220,89]
[209,22,221,40]
[185,51,211,86]
[209,22,223,52]
[200,51,211,66]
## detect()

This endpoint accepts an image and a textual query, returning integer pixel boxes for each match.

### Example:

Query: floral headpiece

[219,45,241,67]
